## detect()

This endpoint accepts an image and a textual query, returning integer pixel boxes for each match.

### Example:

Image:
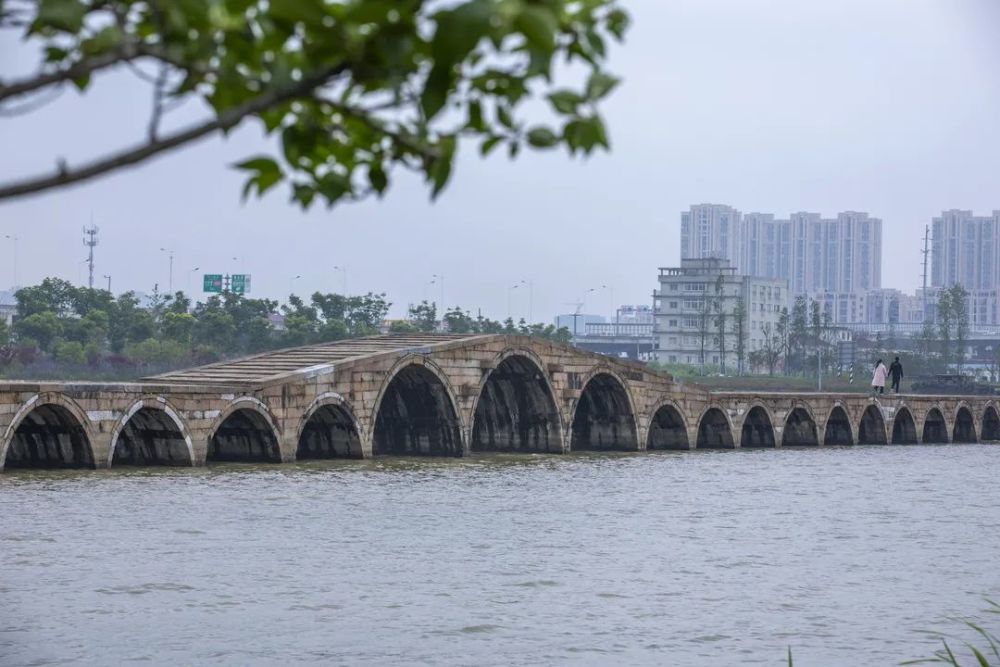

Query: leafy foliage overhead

[0,0,629,205]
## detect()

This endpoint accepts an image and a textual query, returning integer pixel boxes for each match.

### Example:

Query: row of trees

[1,278,570,378]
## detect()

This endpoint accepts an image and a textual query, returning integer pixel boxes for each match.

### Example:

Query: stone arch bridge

[1,334,997,471]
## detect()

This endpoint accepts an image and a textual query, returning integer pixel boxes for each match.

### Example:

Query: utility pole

[921,224,930,321]
[160,247,174,292]
[82,223,99,289]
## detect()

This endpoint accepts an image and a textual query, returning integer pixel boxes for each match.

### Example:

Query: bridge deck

[145,333,491,385]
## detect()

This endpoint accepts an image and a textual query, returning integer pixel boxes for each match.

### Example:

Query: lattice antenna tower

[83,223,99,289]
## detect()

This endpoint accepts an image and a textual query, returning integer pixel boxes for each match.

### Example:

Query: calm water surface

[2,445,999,666]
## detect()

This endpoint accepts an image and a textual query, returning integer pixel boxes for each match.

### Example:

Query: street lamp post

[601,284,615,333]
[188,267,200,294]
[291,274,302,295]
[4,235,18,287]
[160,247,174,292]
[333,265,347,295]
[431,274,444,309]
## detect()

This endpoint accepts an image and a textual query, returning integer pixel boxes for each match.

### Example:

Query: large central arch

[647,402,689,450]
[372,363,463,456]
[740,406,775,448]
[570,372,639,451]
[890,407,917,445]
[858,404,887,445]
[953,406,977,443]
[782,407,819,446]
[823,405,853,446]
[111,403,193,466]
[472,354,562,453]
[297,396,362,459]
[922,408,948,444]
[696,407,735,448]
[208,405,281,463]
[2,399,94,469]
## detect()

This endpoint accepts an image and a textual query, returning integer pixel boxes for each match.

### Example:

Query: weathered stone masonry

[0,334,997,471]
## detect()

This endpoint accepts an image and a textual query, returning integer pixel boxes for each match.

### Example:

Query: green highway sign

[231,274,251,294]
[203,274,223,293]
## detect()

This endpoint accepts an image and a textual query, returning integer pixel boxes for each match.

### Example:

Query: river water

[2,445,998,666]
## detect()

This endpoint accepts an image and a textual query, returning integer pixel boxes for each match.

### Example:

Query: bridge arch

[982,404,1000,441]
[570,369,640,451]
[0,393,96,470]
[823,404,853,446]
[740,404,776,448]
[372,358,464,456]
[296,393,363,459]
[921,407,948,444]
[890,406,918,445]
[646,400,689,450]
[858,404,887,445]
[952,404,977,443]
[108,397,194,467]
[207,397,282,463]
[471,350,563,453]
[782,405,819,446]
[696,406,735,449]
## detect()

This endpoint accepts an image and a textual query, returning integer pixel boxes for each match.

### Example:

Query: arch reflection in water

[373,364,462,456]
[4,403,94,469]
[472,355,562,453]
[112,407,191,466]
[570,373,638,451]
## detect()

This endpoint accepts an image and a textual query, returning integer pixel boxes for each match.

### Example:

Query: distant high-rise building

[931,210,1000,291]
[680,204,882,297]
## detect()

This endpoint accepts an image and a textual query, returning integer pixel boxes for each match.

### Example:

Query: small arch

[647,402,689,450]
[740,406,775,448]
[858,404,887,445]
[922,408,948,444]
[823,405,854,446]
[953,405,977,443]
[111,402,193,466]
[890,407,918,445]
[982,405,1000,441]
[783,407,819,446]
[373,363,463,456]
[570,372,639,451]
[2,399,94,469]
[297,396,362,459]
[472,353,563,453]
[696,407,735,449]
[208,407,281,463]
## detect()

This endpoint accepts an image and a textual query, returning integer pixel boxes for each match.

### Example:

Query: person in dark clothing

[888,356,904,393]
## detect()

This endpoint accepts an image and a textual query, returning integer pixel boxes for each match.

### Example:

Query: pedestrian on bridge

[871,359,887,395]
[888,356,904,394]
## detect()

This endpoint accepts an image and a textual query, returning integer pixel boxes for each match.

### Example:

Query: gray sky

[1,0,999,321]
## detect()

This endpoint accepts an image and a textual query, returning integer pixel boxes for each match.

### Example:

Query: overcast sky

[1,0,999,321]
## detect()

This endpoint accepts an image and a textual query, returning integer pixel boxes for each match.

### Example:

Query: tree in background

[713,275,727,374]
[697,293,712,373]
[949,284,969,372]
[731,296,747,375]
[408,301,438,333]
[937,288,953,369]
[0,1,628,206]
[789,296,808,375]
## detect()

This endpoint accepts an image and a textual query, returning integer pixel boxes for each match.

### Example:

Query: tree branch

[0,47,137,103]
[0,64,347,202]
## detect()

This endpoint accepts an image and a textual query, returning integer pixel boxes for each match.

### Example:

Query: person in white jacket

[871,359,887,395]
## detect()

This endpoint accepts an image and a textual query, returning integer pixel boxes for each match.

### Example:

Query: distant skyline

[2,0,999,321]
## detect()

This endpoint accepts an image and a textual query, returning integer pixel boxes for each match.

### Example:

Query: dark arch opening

[953,407,977,443]
[982,406,1000,441]
[647,404,689,450]
[783,407,819,446]
[823,406,853,446]
[3,403,94,469]
[922,408,948,444]
[890,408,918,445]
[208,408,281,463]
[472,355,562,453]
[373,365,462,456]
[298,403,362,459]
[112,407,190,466]
[858,405,887,445]
[570,373,638,451]
[740,407,775,448]
[696,408,734,449]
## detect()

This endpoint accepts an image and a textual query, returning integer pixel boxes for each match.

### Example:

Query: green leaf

[467,100,485,132]
[368,162,387,195]
[526,127,558,149]
[497,104,513,129]
[548,90,583,115]
[35,0,86,33]
[233,156,281,175]
[429,136,456,199]
[479,136,503,157]
[515,6,558,53]
[420,64,452,121]
[70,72,90,92]
[586,71,620,101]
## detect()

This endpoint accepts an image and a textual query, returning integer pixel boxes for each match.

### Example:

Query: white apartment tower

[680,204,743,270]
[931,209,1000,291]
